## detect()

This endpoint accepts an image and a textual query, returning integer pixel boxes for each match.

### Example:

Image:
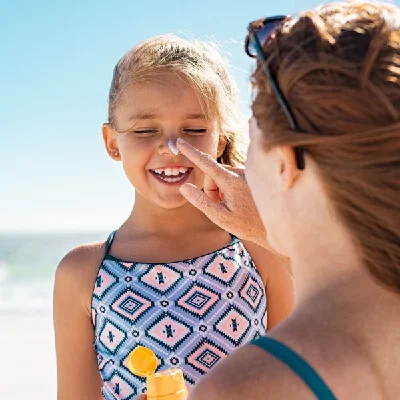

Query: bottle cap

[127,346,158,377]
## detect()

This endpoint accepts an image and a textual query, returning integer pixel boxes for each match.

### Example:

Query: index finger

[177,138,233,184]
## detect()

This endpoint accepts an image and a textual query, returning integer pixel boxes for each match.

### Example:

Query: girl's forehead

[116,78,214,123]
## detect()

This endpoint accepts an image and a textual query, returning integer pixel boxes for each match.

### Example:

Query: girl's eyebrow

[128,113,157,122]
[127,113,207,122]
[185,113,206,120]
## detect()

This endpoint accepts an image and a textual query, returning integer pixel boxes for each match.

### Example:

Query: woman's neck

[289,219,366,306]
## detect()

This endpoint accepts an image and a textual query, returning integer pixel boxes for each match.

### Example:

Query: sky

[1,0,379,233]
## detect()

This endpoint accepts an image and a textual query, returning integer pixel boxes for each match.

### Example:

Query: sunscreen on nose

[128,346,188,400]
[168,138,180,155]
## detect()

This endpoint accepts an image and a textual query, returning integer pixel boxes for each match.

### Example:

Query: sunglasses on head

[245,15,305,170]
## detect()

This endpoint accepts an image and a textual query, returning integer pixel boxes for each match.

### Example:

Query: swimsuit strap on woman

[251,336,337,400]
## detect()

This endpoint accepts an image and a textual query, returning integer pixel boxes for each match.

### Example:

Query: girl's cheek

[122,136,158,150]
[185,134,219,153]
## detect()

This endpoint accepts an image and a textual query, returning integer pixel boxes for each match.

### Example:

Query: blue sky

[0,0,356,232]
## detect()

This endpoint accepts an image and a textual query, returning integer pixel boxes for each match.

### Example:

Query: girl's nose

[158,135,180,156]
[168,138,179,155]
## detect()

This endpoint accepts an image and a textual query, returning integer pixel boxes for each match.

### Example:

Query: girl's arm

[243,242,295,329]
[53,245,104,400]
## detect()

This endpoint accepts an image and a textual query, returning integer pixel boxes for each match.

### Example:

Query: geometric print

[110,289,153,323]
[185,338,228,374]
[214,304,252,347]
[239,275,264,313]
[92,233,267,399]
[146,312,193,351]
[176,282,220,319]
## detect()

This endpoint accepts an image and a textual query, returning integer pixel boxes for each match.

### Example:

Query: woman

[183,1,400,399]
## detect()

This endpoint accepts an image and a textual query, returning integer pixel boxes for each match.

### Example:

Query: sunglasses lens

[248,19,284,57]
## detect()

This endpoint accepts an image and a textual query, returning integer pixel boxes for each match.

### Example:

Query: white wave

[0,280,53,316]
[0,262,9,284]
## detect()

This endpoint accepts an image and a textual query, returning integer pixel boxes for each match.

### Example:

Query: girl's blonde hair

[108,34,245,166]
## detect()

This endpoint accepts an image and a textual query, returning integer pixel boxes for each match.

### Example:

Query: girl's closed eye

[183,128,208,135]
[133,128,159,137]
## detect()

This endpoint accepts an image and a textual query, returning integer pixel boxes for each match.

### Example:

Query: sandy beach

[0,313,56,400]
[0,232,108,400]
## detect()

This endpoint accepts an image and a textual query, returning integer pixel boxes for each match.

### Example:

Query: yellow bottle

[128,346,188,400]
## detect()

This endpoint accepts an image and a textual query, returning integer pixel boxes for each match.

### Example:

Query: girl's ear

[217,135,227,158]
[102,123,121,160]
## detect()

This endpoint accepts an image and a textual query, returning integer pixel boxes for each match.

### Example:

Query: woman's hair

[251,1,400,290]
[107,34,245,166]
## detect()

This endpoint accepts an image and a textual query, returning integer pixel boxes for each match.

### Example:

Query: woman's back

[190,261,400,399]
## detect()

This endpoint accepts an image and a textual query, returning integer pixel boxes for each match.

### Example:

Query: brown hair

[107,34,245,166]
[251,1,400,290]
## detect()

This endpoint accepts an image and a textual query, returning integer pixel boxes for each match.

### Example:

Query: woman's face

[245,117,289,254]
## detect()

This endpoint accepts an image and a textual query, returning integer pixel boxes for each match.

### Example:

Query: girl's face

[103,72,225,209]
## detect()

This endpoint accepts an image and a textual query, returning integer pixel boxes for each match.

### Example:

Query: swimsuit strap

[104,231,116,256]
[251,336,337,399]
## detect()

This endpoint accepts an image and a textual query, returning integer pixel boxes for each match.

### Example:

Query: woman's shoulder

[190,315,382,400]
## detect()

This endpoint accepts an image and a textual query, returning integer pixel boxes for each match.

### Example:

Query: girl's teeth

[162,176,183,182]
[151,167,190,179]
[160,176,184,183]
[155,168,188,176]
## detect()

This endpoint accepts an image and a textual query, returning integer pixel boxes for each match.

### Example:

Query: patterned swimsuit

[92,232,267,399]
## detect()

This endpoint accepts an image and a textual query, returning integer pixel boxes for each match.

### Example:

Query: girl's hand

[177,138,268,249]
[136,395,147,400]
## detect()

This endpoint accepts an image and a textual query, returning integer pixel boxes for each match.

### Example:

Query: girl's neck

[120,192,218,237]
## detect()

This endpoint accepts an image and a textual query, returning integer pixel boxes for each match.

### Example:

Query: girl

[53,34,294,400]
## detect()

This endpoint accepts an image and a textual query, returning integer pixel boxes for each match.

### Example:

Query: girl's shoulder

[54,239,108,310]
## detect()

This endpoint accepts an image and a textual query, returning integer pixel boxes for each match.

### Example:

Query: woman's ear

[277,146,301,190]
[102,123,121,160]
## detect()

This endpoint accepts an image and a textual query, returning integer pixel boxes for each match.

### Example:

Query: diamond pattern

[176,283,220,318]
[103,371,137,399]
[203,254,240,286]
[93,234,267,399]
[147,312,193,351]
[186,339,228,374]
[99,319,127,354]
[239,275,264,313]
[110,289,153,323]
[139,264,182,295]
[214,305,252,346]
[93,265,119,300]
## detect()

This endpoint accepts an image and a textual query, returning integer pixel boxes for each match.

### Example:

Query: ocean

[0,232,108,400]
[0,232,107,316]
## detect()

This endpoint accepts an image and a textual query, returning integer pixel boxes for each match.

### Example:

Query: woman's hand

[177,138,268,249]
